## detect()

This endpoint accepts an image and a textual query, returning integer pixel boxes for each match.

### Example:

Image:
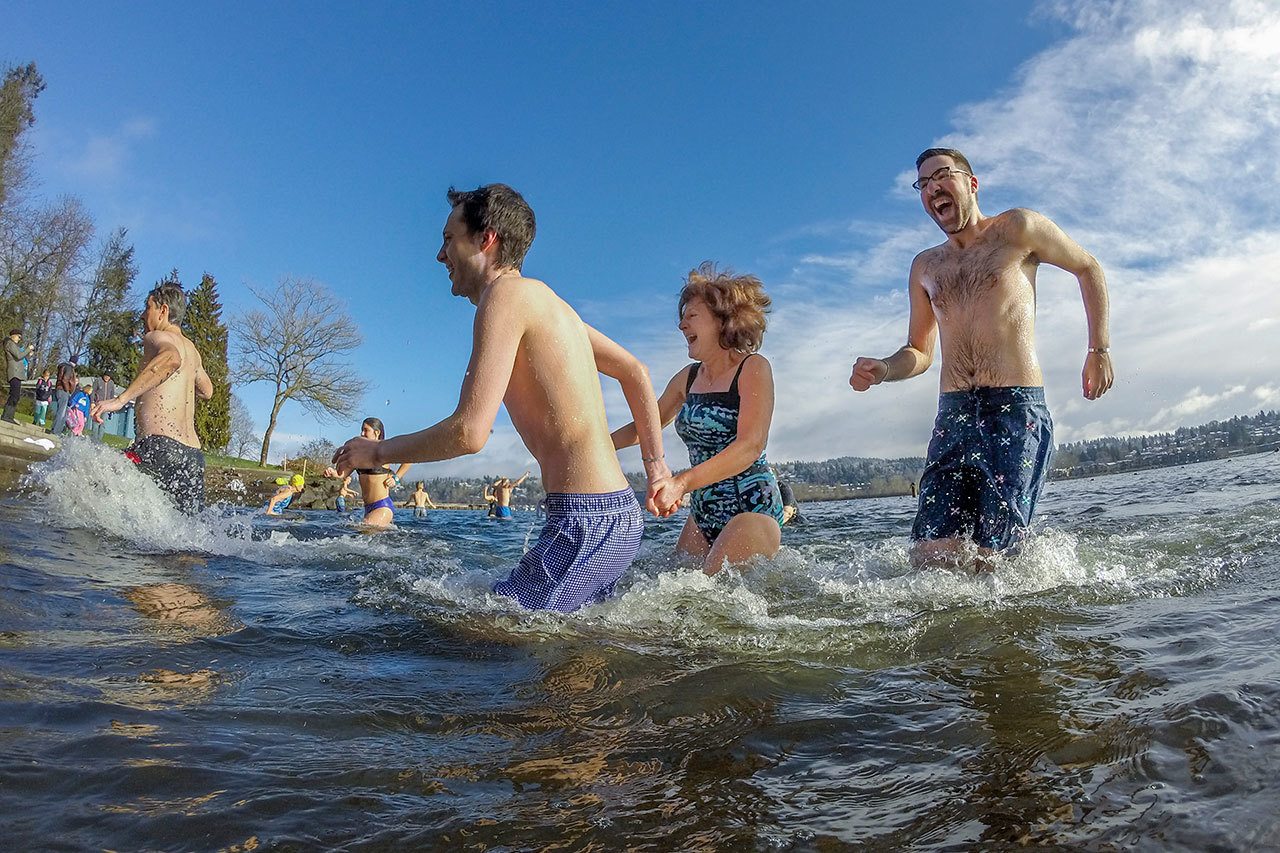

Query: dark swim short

[911,386,1053,551]
[125,434,206,515]
[492,488,642,613]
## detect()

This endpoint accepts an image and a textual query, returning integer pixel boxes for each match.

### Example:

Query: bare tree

[228,393,259,460]
[234,276,367,466]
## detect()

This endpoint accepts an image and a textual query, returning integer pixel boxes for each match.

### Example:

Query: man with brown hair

[334,183,672,612]
[92,283,214,514]
[850,147,1113,567]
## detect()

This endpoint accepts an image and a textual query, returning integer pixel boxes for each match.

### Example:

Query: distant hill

[394,409,1280,505]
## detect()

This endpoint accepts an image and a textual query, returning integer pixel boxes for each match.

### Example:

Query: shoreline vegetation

[3,408,1277,508]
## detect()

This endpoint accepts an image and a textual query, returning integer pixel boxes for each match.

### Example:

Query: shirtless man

[408,481,435,518]
[485,471,529,519]
[851,148,1112,566]
[332,184,672,612]
[92,283,214,514]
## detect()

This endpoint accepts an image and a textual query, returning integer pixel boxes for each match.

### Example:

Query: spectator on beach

[33,370,53,427]
[51,359,77,435]
[3,329,34,424]
[66,384,92,436]
[89,373,116,442]
[612,263,784,574]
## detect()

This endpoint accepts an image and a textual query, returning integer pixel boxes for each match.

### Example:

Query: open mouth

[686,334,698,347]
[932,196,954,216]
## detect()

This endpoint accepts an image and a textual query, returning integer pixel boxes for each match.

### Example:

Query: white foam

[22,439,400,565]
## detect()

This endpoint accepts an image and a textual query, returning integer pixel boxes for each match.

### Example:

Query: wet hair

[445,184,536,271]
[362,417,386,440]
[677,262,771,353]
[146,282,187,326]
[915,147,974,174]
[416,481,425,490]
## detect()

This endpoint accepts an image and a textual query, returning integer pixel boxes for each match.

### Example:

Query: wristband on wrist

[1088,347,1110,354]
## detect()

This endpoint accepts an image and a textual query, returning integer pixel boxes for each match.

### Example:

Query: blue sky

[6,1,1279,476]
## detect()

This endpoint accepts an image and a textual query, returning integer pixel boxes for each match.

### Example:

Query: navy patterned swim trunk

[911,386,1054,551]
[492,488,642,613]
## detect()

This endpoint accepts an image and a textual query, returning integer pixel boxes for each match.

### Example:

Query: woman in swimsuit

[613,263,784,574]
[324,417,412,527]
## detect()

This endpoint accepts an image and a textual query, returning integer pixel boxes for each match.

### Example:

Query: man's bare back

[330,184,671,612]
[481,277,627,494]
[135,328,207,448]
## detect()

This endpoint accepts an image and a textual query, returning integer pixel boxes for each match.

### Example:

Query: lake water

[2,440,1279,850]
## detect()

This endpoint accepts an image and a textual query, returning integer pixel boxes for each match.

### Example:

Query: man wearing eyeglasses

[850,147,1112,569]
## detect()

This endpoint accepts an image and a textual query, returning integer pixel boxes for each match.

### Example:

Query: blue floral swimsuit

[674,355,785,544]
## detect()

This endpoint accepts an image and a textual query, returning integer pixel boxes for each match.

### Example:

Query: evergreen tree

[183,272,231,451]
[86,308,141,381]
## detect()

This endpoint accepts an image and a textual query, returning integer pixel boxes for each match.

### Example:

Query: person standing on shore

[3,329,34,423]
[89,373,115,441]
[850,147,1112,568]
[332,183,673,613]
[32,369,53,427]
[91,283,214,514]
[50,359,77,435]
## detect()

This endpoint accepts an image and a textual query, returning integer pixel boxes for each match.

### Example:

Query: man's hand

[649,474,687,518]
[849,357,889,392]
[90,396,126,424]
[1082,352,1113,400]
[331,436,380,476]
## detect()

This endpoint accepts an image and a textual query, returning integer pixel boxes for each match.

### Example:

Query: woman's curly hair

[677,262,771,353]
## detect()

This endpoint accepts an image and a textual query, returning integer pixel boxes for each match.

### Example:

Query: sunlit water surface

[2,441,1279,850]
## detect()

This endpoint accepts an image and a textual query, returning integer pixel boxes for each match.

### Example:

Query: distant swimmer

[265,474,306,515]
[850,147,1113,569]
[92,283,214,514]
[332,184,672,612]
[408,481,435,518]
[484,471,529,519]
[325,417,412,527]
[613,263,784,574]
[335,475,356,513]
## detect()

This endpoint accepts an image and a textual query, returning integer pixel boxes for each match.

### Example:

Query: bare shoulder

[740,353,774,385]
[994,207,1049,239]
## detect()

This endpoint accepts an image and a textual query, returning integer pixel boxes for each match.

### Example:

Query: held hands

[90,396,125,424]
[331,436,379,476]
[647,472,687,518]
[1082,351,1114,400]
[849,357,889,392]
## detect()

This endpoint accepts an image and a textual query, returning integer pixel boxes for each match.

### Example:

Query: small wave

[22,440,401,565]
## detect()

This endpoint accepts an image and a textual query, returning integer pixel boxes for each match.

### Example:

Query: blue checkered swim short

[492,488,643,613]
[911,386,1054,551]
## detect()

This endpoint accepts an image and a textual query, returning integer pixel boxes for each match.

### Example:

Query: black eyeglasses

[912,166,971,192]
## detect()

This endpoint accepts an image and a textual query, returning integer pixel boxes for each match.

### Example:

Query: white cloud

[63,117,157,185]
[668,0,1280,464]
